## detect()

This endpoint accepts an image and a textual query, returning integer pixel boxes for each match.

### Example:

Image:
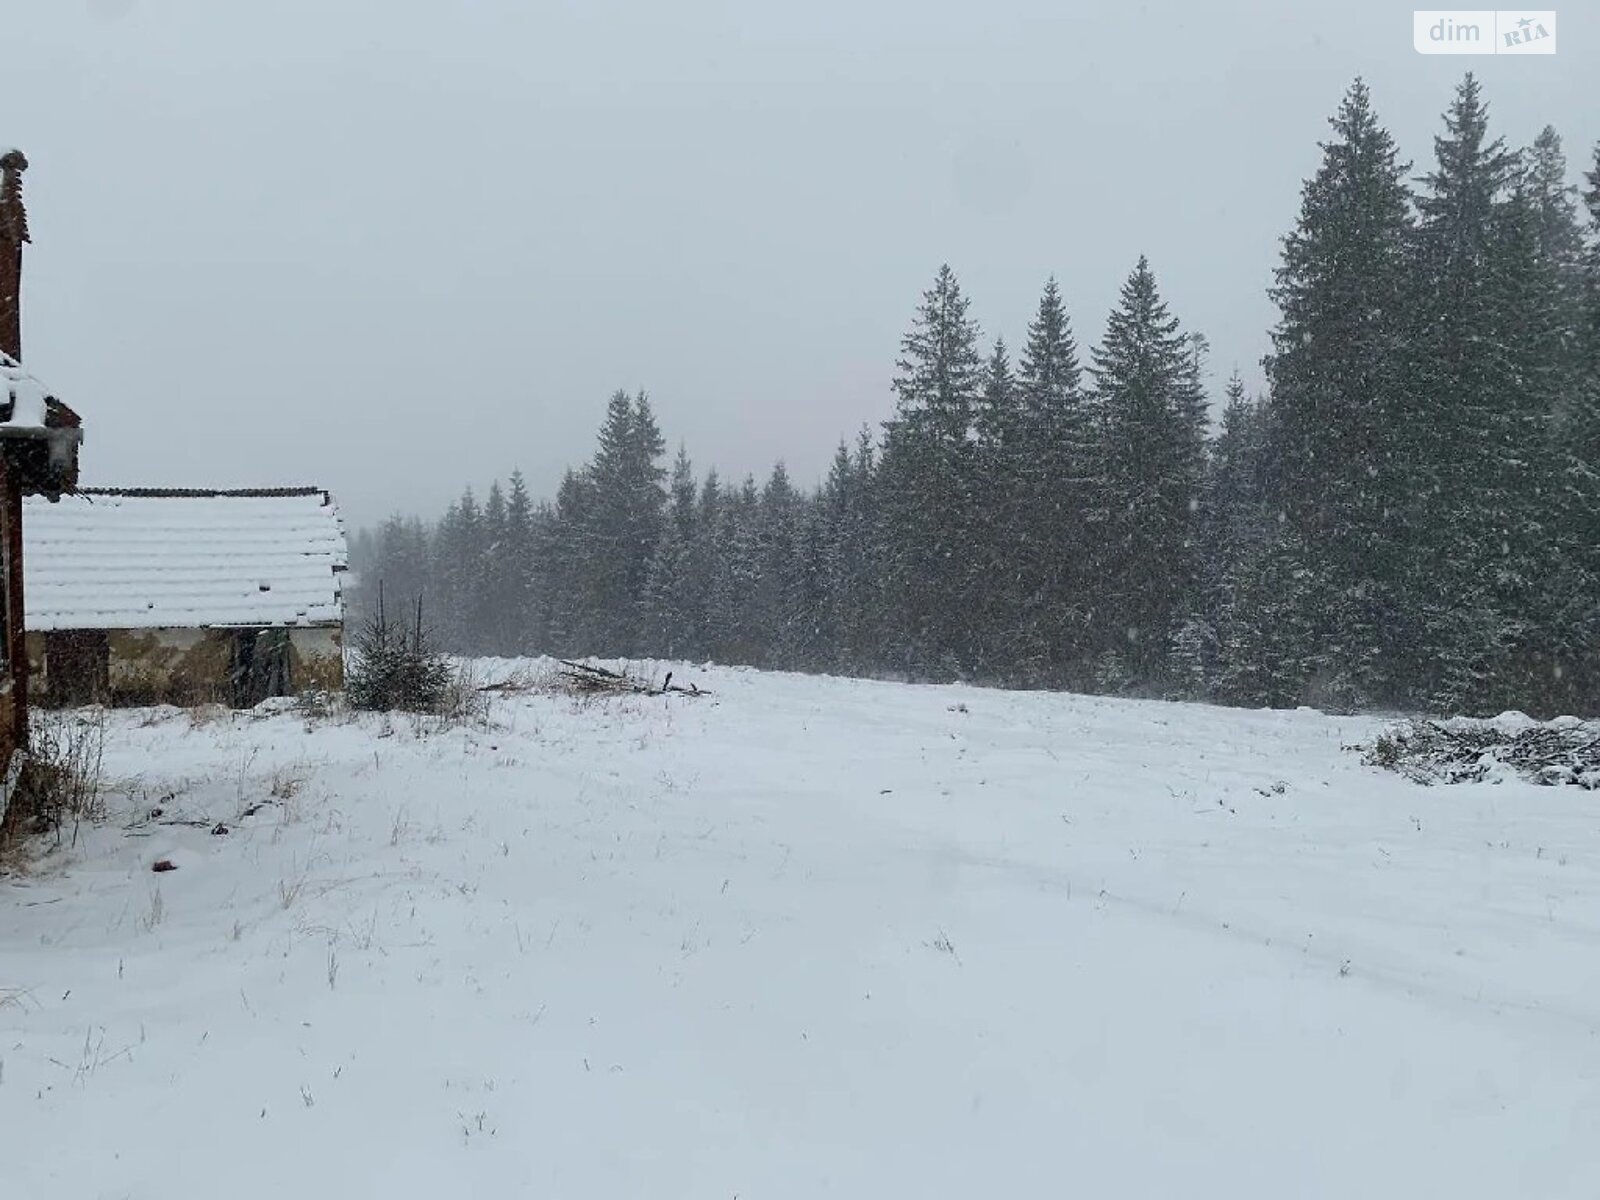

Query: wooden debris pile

[1364,715,1600,787]
[554,660,711,699]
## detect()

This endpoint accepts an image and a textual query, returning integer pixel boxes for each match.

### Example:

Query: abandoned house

[22,487,348,707]
[0,148,87,823]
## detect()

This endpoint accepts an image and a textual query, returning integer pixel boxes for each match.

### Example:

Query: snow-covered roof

[22,487,347,631]
[1,351,54,430]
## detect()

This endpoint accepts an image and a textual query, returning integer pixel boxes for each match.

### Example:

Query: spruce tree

[1585,141,1600,344]
[1495,144,1594,707]
[363,515,433,633]
[641,519,694,658]
[1192,373,1271,699]
[1261,77,1417,708]
[434,488,483,652]
[1088,256,1208,689]
[580,390,667,654]
[478,480,509,653]
[1538,139,1600,711]
[504,471,538,653]
[1524,127,1585,268]
[787,500,835,673]
[1013,277,1098,685]
[972,338,1019,676]
[687,470,726,659]
[754,462,803,667]
[668,445,697,541]
[1218,529,1320,708]
[545,468,596,654]
[877,265,986,676]
[976,337,1018,453]
[1411,74,1538,710]
[816,429,883,674]
[849,428,885,670]
[814,441,856,670]
[703,477,763,664]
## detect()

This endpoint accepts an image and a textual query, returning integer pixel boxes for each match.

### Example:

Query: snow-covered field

[3,662,1598,1198]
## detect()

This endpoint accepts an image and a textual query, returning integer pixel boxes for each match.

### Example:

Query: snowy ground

[3,661,1598,1198]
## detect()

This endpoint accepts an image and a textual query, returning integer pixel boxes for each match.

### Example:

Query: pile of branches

[555,660,710,698]
[1365,715,1600,787]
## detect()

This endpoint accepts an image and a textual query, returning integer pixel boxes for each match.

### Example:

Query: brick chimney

[0,148,29,361]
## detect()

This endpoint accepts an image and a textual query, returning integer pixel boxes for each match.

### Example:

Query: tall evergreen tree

[639,444,703,660]
[704,477,763,663]
[1089,256,1208,688]
[975,337,1018,453]
[877,265,987,675]
[1536,139,1600,711]
[971,338,1018,675]
[545,468,596,654]
[1523,127,1585,268]
[687,470,726,659]
[641,518,695,658]
[1218,528,1320,709]
[753,462,804,666]
[1411,74,1539,710]
[1189,373,1271,699]
[786,499,835,673]
[1585,140,1600,339]
[816,429,884,674]
[1258,77,1417,708]
[814,441,857,670]
[361,514,433,630]
[504,471,538,652]
[1009,277,1099,684]
[668,444,698,541]
[434,488,483,651]
[579,390,667,654]
[1587,141,1600,216]
[476,480,509,653]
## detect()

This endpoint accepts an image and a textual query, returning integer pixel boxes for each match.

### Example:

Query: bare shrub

[270,766,306,802]
[441,663,492,725]
[141,884,166,932]
[2,708,107,850]
[0,985,37,1012]
[389,805,412,846]
[187,703,230,729]
[403,663,495,738]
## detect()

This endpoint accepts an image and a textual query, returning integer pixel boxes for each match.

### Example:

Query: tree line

[351,75,1600,716]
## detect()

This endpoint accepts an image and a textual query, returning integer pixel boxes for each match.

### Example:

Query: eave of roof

[78,486,327,499]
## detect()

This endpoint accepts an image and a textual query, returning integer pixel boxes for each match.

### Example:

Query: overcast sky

[3,1,1594,529]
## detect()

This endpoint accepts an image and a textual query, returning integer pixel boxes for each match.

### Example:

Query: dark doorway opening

[44,630,109,706]
[228,628,291,707]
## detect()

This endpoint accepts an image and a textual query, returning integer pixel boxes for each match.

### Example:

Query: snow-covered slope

[3,663,1597,1198]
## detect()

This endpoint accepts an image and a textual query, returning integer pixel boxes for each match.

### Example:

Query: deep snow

[3,661,1598,1197]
